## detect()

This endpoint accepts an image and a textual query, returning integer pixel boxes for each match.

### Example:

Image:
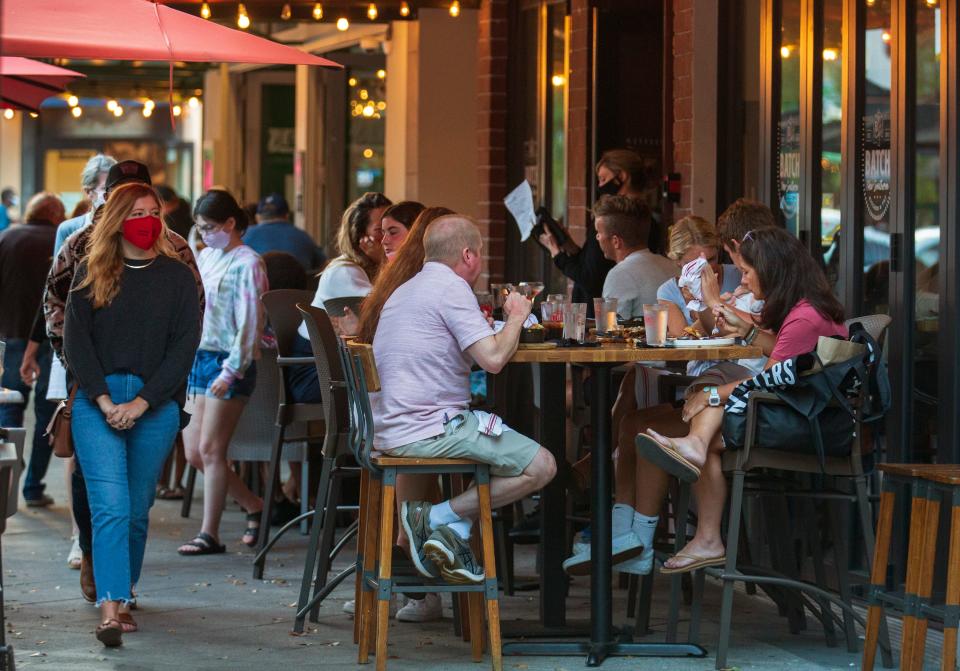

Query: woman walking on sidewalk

[178,190,268,556]
[63,183,201,646]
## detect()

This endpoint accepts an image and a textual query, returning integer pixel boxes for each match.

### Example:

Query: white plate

[666,337,737,348]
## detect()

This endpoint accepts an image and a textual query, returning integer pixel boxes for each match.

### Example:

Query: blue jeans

[0,339,56,500]
[72,373,178,605]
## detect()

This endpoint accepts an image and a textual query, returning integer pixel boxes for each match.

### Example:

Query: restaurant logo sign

[778,115,800,230]
[862,110,891,222]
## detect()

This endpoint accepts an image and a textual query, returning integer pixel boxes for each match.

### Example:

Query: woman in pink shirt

[632,227,846,573]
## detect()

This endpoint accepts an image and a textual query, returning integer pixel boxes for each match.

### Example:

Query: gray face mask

[8,196,18,207]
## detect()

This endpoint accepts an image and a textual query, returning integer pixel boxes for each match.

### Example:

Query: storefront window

[820,0,843,287]
[777,0,802,234]
[912,0,941,459]
[861,1,892,315]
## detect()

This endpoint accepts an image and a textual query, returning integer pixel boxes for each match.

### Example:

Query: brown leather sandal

[95,619,123,647]
[118,611,138,633]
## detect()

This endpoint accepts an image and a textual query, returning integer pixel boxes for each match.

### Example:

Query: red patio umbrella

[0,0,340,68]
[0,57,85,112]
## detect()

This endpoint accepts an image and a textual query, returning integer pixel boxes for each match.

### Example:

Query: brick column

[672,0,694,218]
[566,0,592,245]
[476,0,509,286]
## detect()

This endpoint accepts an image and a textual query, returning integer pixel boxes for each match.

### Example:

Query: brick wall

[476,0,509,286]
[672,0,694,217]
[566,0,592,245]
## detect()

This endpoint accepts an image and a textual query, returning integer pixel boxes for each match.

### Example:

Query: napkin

[678,255,710,312]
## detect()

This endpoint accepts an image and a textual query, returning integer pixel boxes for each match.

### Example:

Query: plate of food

[666,336,738,348]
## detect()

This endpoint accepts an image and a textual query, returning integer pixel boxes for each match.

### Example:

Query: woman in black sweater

[63,183,201,647]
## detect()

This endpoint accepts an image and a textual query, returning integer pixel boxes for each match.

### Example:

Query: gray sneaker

[422,525,484,585]
[400,501,439,578]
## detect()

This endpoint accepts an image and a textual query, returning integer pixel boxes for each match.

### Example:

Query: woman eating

[64,183,201,646]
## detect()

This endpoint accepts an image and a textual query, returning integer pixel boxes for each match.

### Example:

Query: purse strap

[64,383,79,412]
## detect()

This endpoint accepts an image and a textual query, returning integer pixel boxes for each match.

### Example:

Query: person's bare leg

[632,407,688,517]
[612,368,638,508]
[447,447,556,520]
[646,406,724,469]
[181,396,206,473]
[663,444,727,570]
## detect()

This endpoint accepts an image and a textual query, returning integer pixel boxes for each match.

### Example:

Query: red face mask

[122,215,162,250]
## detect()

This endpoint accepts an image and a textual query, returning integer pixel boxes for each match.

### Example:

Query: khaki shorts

[387,412,541,477]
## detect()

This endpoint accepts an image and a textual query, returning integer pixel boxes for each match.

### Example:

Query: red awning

[1,0,340,69]
[0,57,85,112]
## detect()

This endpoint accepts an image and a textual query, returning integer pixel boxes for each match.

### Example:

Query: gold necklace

[124,256,158,270]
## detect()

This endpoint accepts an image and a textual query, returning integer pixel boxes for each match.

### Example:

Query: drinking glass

[642,304,669,346]
[490,283,515,308]
[562,303,588,342]
[518,282,545,301]
[475,292,494,318]
[593,297,620,334]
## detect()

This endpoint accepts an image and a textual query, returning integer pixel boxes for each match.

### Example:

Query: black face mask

[597,178,622,197]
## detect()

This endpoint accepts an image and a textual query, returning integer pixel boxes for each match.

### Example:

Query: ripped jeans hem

[95,593,134,608]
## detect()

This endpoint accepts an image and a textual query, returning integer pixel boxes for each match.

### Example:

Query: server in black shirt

[63,183,200,647]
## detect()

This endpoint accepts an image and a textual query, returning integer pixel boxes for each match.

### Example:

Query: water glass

[562,303,588,342]
[593,297,620,334]
[642,304,669,346]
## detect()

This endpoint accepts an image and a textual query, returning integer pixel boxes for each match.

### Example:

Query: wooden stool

[343,341,502,671]
[863,463,960,671]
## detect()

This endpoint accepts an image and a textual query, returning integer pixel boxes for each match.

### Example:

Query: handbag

[45,383,79,458]
[721,323,890,468]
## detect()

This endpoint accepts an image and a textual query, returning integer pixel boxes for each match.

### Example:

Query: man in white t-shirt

[372,215,556,584]
[595,195,676,319]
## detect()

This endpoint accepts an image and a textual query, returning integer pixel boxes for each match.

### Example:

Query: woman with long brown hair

[63,182,201,646]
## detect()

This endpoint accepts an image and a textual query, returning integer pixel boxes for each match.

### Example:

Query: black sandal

[96,618,123,647]
[242,511,262,547]
[177,532,226,556]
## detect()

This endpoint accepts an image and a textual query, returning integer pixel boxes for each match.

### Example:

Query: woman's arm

[62,276,109,401]
[137,271,202,408]
[660,299,688,337]
[222,257,269,385]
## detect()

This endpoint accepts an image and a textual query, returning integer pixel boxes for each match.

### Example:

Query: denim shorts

[187,350,257,400]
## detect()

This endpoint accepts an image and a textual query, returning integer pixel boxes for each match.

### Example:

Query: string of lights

[195,2,461,28]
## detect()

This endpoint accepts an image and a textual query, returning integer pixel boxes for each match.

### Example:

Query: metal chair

[252,289,327,580]
[709,315,894,669]
[343,340,502,671]
[291,304,361,631]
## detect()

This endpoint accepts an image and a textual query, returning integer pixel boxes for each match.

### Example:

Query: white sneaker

[563,530,644,576]
[67,536,82,570]
[615,546,654,575]
[343,595,400,617]
[396,593,443,622]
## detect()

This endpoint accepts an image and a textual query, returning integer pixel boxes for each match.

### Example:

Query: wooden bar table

[501,343,762,666]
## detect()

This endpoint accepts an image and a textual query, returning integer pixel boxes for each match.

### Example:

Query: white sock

[447,517,473,540]
[633,512,659,548]
[612,503,636,536]
[428,501,460,529]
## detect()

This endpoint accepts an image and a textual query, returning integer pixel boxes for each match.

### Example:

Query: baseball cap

[105,160,152,192]
[257,192,290,217]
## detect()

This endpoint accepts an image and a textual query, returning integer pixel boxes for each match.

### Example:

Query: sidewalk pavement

[1,434,935,670]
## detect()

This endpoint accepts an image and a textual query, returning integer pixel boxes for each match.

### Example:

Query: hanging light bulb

[362,148,374,159]
[337,16,349,30]
[237,3,250,29]
[925,0,938,7]
[106,99,118,112]
[367,3,378,20]
[281,3,292,20]
[362,103,375,118]
[142,106,153,118]
[113,106,124,117]
[400,2,410,17]
[144,99,155,111]
[881,30,891,43]
[71,106,83,118]
[312,2,323,20]
[188,96,200,109]
[2,109,14,120]
[377,69,386,79]
[449,1,460,17]
[822,48,838,61]
[67,95,79,107]
[200,2,211,19]
[29,112,39,119]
